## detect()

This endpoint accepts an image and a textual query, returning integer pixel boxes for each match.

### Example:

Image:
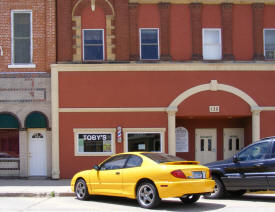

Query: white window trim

[82,29,105,61]
[73,128,116,156]
[10,10,34,67]
[139,28,160,60]
[202,28,222,60]
[263,28,275,60]
[123,128,165,153]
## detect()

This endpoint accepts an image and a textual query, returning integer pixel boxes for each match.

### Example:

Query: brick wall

[0,0,56,73]
[56,1,275,62]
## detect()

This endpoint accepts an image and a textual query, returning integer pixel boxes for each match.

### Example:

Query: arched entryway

[167,80,260,164]
[25,111,49,176]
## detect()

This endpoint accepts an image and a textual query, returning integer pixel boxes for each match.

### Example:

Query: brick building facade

[52,0,275,179]
[0,0,55,177]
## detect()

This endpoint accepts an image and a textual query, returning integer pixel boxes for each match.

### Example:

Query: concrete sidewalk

[0,179,74,197]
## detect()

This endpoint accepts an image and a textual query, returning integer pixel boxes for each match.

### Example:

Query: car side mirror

[233,155,239,163]
[93,165,100,171]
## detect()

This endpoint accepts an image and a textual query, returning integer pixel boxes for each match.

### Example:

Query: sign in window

[78,133,112,153]
[74,129,115,156]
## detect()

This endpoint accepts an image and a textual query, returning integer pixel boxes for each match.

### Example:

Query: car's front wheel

[204,176,225,199]
[75,179,90,200]
[136,182,161,209]
[180,194,200,203]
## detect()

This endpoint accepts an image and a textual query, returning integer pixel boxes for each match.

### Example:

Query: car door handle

[115,172,120,175]
[254,163,264,167]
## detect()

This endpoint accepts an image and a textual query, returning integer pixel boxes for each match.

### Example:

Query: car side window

[125,155,143,168]
[238,142,271,161]
[100,155,128,170]
[271,142,275,158]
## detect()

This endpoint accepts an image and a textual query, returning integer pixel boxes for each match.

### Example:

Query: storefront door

[223,128,244,159]
[195,128,217,164]
[28,129,47,176]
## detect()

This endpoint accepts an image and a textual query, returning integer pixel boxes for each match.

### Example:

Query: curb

[0,192,75,197]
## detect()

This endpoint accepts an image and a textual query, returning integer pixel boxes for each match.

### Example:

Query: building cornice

[129,0,275,4]
[51,62,275,72]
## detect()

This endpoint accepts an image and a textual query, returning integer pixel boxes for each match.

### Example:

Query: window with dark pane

[127,133,161,152]
[13,12,31,64]
[201,139,204,151]
[83,30,104,61]
[236,138,240,150]
[229,139,232,151]
[264,29,275,60]
[208,139,212,151]
[140,29,159,60]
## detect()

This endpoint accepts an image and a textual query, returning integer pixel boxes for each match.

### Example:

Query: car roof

[260,136,275,141]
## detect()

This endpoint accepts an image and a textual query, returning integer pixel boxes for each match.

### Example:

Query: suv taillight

[171,170,186,179]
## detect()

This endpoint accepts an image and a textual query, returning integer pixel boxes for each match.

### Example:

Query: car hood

[205,157,233,168]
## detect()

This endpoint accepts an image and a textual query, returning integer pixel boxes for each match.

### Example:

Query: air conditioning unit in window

[265,50,275,60]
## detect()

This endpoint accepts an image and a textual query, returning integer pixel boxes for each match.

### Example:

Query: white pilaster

[167,107,177,156]
[252,110,261,142]
[19,130,28,177]
[51,69,60,179]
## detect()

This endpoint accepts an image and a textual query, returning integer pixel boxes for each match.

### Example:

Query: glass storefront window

[0,130,19,158]
[127,133,161,152]
[74,129,115,156]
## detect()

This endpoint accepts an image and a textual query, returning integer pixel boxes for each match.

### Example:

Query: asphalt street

[1,194,275,212]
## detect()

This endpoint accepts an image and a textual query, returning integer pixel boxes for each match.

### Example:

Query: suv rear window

[141,153,184,163]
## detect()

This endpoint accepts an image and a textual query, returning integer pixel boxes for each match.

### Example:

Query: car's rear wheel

[137,182,161,209]
[180,194,200,203]
[75,179,90,200]
[204,176,225,199]
[227,190,246,197]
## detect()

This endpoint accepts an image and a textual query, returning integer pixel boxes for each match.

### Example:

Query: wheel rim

[138,184,155,207]
[76,181,86,199]
[186,195,194,200]
[211,181,219,196]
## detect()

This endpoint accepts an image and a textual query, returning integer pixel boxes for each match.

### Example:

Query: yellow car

[71,152,214,209]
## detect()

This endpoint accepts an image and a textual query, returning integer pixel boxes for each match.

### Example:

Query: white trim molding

[59,107,167,113]
[123,128,166,153]
[51,62,275,72]
[169,80,259,108]
[73,128,116,156]
[11,10,33,66]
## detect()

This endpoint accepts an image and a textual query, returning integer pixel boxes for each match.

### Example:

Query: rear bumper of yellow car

[155,179,215,198]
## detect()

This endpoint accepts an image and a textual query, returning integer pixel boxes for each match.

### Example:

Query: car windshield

[141,153,185,163]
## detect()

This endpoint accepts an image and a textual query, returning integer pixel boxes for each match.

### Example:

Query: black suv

[205,136,275,199]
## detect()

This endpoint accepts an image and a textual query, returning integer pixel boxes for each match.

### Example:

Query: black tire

[75,179,90,200]
[204,176,225,199]
[180,194,200,204]
[227,190,246,197]
[136,182,161,209]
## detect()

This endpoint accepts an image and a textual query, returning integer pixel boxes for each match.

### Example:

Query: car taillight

[209,171,212,179]
[171,170,186,179]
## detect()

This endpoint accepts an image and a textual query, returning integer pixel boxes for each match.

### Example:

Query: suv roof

[260,136,275,141]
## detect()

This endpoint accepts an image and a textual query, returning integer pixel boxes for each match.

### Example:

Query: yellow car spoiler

[162,161,200,165]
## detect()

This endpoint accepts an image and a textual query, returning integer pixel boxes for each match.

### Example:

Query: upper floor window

[83,29,104,61]
[140,28,159,60]
[264,29,275,60]
[203,28,222,60]
[11,11,32,64]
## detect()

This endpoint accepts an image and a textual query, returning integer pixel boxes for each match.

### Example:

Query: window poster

[78,133,112,153]
[176,127,189,152]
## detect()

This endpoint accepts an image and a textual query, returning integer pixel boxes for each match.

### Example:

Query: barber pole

[117,126,122,143]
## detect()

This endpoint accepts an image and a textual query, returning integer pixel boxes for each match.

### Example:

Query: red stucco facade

[54,0,275,179]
